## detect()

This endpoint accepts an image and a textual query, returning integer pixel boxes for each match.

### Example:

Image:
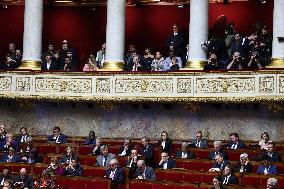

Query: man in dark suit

[14,168,34,189]
[226,132,245,149]
[210,153,229,172]
[176,142,195,159]
[125,149,142,179]
[141,137,154,167]
[96,145,116,167]
[118,139,133,157]
[106,159,125,186]
[0,169,13,186]
[157,152,176,169]
[47,127,67,144]
[262,142,281,162]
[135,160,156,180]
[235,153,252,173]
[209,141,227,160]
[1,147,21,163]
[191,131,208,149]
[166,24,185,61]
[41,53,58,71]
[16,127,31,144]
[221,164,238,185]
[65,158,83,176]
[256,158,278,175]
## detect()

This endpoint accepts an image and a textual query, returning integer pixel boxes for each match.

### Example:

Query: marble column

[103,0,126,70]
[268,0,284,68]
[18,0,43,70]
[184,0,209,70]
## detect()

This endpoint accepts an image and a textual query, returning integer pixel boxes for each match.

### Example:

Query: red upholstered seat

[165,171,185,182]
[152,182,174,189]
[183,172,202,183]
[108,145,122,155]
[82,166,106,177]
[194,149,210,159]
[79,146,93,155]
[201,172,220,183]
[36,144,57,154]
[80,155,97,166]
[199,184,212,189]
[33,163,48,175]
[155,170,166,180]
[62,178,87,189]
[86,178,110,189]
[174,183,198,189]
[130,180,153,189]
[0,163,32,173]
[241,174,260,186]
[58,143,79,154]
[117,156,128,167]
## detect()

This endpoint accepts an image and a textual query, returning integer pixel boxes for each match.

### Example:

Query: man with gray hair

[135,160,156,180]
[14,168,33,188]
[209,141,227,160]
[176,142,195,159]
[118,139,133,157]
[267,178,278,189]
[0,169,13,186]
[105,159,125,184]
[96,145,116,167]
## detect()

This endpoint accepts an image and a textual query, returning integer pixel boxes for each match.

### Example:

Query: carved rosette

[16,77,31,92]
[278,76,284,94]
[96,78,111,93]
[259,76,275,93]
[0,76,12,91]
[177,78,192,94]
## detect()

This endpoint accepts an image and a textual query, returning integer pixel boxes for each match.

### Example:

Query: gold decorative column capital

[17,60,41,71]
[101,61,125,71]
[183,60,206,70]
[266,58,284,68]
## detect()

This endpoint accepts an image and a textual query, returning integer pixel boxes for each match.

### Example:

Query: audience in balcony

[256,157,278,175]
[105,158,125,185]
[124,55,146,72]
[84,130,97,145]
[141,47,154,71]
[118,139,133,157]
[83,55,98,71]
[176,142,195,159]
[151,52,165,71]
[59,146,79,165]
[259,132,270,150]
[157,152,176,169]
[267,178,278,189]
[226,132,245,149]
[41,53,58,71]
[0,169,13,187]
[16,127,32,144]
[45,157,65,176]
[226,51,246,70]
[169,56,180,71]
[48,127,67,144]
[191,131,208,149]
[135,159,156,180]
[221,164,238,185]
[258,26,272,66]
[210,153,229,172]
[262,141,281,162]
[247,50,263,69]
[212,176,227,189]
[42,44,56,59]
[235,153,252,173]
[157,131,172,154]
[14,168,34,188]
[204,53,221,71]
[65,158,83,176]
[92,137,103,156]
[164,52,182,71]
[141,137,154,167]
[0,54,17,70]
[96,145,116,167]
[96,43,106,68]
[209,141,227,160]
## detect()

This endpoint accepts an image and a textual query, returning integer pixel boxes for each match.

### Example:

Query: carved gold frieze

[278,76,284,94]
[35,77,92,94]
[115,78,173,93]
[259,76,275,93]
[96,78,111,93]
[0,76,12,91]
[177,78,192,93]
[16,77,31,92]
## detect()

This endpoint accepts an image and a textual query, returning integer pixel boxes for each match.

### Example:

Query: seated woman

[35,170,55,189]
[84,131,96,145]
[19,139,40,163]
[45,157,65,176]
[65,158,83,176]
[59,146,79,165]
[141,47,154,71]
[211,176,227,189]
[234,153,252,173]
[259,132,270,150]
[257,157,278,175]
[151,52,164,71]
[158,131,172,154]
[164,52,182,71]
[221,164,238,185]
[247,50,263,69]
[169,57,180,71]
[83,54,98,71]
[1,147,20,163]
[0,133,18,152]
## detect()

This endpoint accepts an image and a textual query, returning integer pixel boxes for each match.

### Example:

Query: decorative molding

[0,71,283,102]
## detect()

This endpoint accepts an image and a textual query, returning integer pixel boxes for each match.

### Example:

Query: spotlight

[259,0,266,4]
[177,4,183,8]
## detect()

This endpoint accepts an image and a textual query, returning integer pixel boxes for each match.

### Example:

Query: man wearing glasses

[48,127,67,144]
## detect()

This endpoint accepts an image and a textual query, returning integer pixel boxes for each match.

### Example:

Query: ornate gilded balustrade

[0,71,283,103]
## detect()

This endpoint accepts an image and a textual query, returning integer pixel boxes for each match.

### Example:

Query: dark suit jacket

[141,145,154,167]
[191,139,208,149]
[157,159,176,169]
[209,150,227,160]
[256,165,278,175]
[65,164,83,176]
[118,146,133,157]
[59,154,79,164]
[41,60,58,71]
[106,167,125,184]
[226,140,246,149]
[47,133,67,144]
[135,166,156,180]
[14,174,34,189]
[167,32,185,56]
[176,151,195,159]
[234,162,252,173]
[262,152,281,162]
[83,138,96,145]
[15,135,31,144]
[0,140,18,151]
[1,153,21,162]
[124,62,147,72]
[212,160,229,171]
[211,185,227,189]
[0,175,13,186]
[221,174,238,185]
[158,139,172,153]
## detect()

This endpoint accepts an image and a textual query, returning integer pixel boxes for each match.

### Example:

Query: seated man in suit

[16,127,32,144]
[118,139,133,157]
[106,159,125,185]
[0,124,7,143]
[14,168,33,188]
[0,169,13,187]
[157,152,176,169]
[176,142,195,159]
[221,164,238,185]
[210,153,229,172]
[0,133,18,151]
[84,130,96,145]
[141,137,154,167]
[262,142,281,162]
[267,178,278,189]
[1,147,20,163]
[47,127,67,144]
[92,137,103,156]
[191,131,208,149]
[226,132,245,149]
[235,153,252,173]
[126,149,142,178]
[135,160,156,180]
[96,145,116,167]
[65,158,83,176]
[209,141,227,160]
[257,157,278,175]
